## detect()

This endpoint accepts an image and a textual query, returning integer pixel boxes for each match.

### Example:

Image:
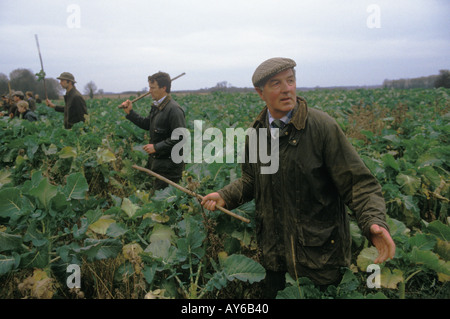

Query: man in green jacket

[120,71,186,190]
[46,72,88,129]
[202,57,395,298]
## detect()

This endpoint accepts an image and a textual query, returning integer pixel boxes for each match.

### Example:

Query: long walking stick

[118,72,186,108]
[34,34,48,100]
[132,164,250,224]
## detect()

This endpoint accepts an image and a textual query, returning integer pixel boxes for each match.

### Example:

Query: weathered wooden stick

[132,164,250,224]
[118,72,186,108]
[34,34,48,100]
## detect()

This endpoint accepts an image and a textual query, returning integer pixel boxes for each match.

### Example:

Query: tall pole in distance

[34,34,48,100]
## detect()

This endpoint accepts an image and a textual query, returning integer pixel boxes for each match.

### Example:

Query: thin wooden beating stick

[118,72,186,108]
[132,164,250,224]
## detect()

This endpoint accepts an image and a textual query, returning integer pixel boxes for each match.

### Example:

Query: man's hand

[143,144,156,154]
[120,100,132,114]
[201,192,226,211]
[46,99,55,108]
[370,224,396,263]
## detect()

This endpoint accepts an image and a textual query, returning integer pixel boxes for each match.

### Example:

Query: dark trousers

[263,270,286,299]
[147,156,184,191]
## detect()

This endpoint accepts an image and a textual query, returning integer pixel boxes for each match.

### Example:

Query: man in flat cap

[8,91,26,118]
[202,57,395,298]
[46,72,88,129]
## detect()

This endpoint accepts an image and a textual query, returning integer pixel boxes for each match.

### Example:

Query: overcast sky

[1,0,449,92]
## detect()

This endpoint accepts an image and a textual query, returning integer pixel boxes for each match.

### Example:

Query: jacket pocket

[295,220,338,269]
[154,127,168,136]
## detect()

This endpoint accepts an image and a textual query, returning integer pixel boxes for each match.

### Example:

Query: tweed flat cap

[252,57,296,87]
[13,91,24,97]
[57,72,76,83]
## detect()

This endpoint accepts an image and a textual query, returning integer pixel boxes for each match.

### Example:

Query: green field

[0,88,449,299]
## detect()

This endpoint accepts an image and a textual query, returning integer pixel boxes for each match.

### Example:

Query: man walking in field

[120,71,186,191]
[201,57,395,298]
[46,72,88,129]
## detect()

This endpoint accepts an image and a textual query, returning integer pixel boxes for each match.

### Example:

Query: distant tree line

[383,70,450,89]
[0,68,62,100]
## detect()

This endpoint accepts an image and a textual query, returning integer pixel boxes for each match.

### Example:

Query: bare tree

[4,68,61,99]
[434,70,450,88]
[9,68,37,93]
[0,73,8,94]
[84,81,98,99]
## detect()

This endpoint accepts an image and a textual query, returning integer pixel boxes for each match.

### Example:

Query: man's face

[149,80,167,101]
[256,68,297,119]
[59,80,70,90]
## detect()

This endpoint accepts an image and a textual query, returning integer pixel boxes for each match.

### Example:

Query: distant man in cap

[8,91,25,118]
[120,71,186,191]
[46,72,88,129]
[201,57,395,297]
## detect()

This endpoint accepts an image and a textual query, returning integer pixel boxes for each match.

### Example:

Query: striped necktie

[272,119,285,129]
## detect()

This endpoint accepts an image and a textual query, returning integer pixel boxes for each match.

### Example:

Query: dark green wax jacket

[218,96,389,285]
[126,95,186,183]
[55,87,87,129]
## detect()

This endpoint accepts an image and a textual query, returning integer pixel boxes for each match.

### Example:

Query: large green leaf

[23,222,48,247]
[20,244,50,269]
[396,173,421,195]
[88,217,116,235]
[176,217,206,261]
[408,233,436,251]
[0,170,12,188]
[381,153,399,171]
[106,222,129,238]
[222,254,265,284]
[386,217,409,238]
[276,285,302,299]
[0,232,23,252]
[149,224,176,244]
[59,146,77,158]
[399,194,420,225]
[64,172,89,200]
[0,188,22,218]
[380,268,404,289]
[0,254,19,276]
[96,147,116,164]
[29,178,58,209]
[24,137,39,160]
[121,198,139,218]
[145,239,177,263]
[410,247,450,276]
[418,166,442,189]
[356,246,378,272]
[426,220,450,241]
[74,238,122,261]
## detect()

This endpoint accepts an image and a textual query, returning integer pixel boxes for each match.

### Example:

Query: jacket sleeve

[55,106,65,113]
[126,109,151,131]
[217,136,255,210]
[321,113,389,240]
[153,106,186,154]
[67,95,87,126]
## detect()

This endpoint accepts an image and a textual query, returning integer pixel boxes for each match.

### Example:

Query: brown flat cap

[13,91,24,97]
[252,57,297,87]
[57,72,76,83]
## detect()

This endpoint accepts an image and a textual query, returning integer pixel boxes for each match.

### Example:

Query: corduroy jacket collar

[252,96,308,131]
[155,94,171,111]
